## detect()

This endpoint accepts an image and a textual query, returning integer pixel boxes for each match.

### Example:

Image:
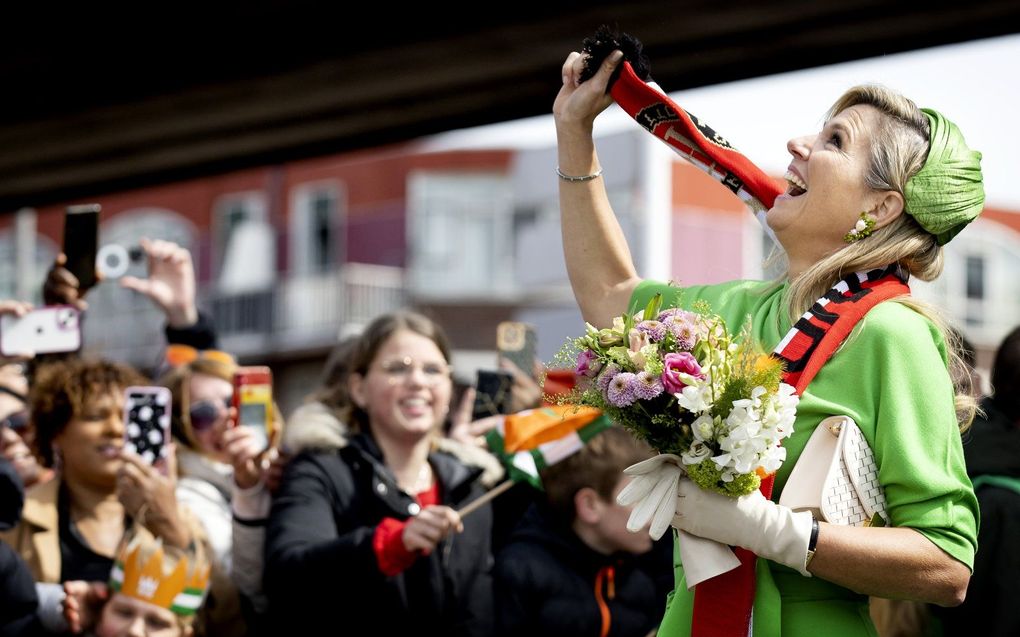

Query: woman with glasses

[0,361,51,490]
[159,354,273,632]
[266,311,495,636]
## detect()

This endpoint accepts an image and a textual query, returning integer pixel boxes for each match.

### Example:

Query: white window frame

[406,171,513,298]
[213,191,268,275]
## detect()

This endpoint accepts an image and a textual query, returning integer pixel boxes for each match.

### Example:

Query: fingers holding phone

[117,450,189,548]
[233,366,274,449]
[498,358,544,413]
[220,425,266,489]
[0,300,36,361]
[0,304,81,360]
[42,254,88,311]
[120,238,198,329]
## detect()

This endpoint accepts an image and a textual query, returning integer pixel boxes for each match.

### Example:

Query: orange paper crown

[109,526,211,616]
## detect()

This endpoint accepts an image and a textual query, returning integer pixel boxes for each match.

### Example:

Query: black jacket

[939,398,1020,637]
[1,459,40,637]
[265,433,494,636]
[494,504,672,637]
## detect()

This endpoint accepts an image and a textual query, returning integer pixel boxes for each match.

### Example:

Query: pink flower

[575,349,602,378]
[628,328,649,353]
[661,352,704,394]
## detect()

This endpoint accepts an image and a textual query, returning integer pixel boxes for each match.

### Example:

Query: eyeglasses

[0,409,29,432]
[188,398,231,432]
[165,345,237,369]
[375,357,452,386]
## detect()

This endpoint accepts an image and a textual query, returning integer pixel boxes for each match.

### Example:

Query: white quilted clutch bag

[779,415,889,527]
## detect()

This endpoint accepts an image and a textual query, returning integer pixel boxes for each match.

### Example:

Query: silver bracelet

[556,166,603,182]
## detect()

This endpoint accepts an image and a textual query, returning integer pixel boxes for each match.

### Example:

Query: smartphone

[497,321,538,378]
[0,306,82,357]
[123,386,172,470]
[472,369,514,420]
[63,204,101,293]
[233,366,273,443]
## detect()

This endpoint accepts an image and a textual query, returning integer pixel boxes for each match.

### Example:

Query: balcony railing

[210,262,406,358]
[83,263,406,369]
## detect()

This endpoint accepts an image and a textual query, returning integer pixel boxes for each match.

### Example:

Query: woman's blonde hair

[784,84,976,430]
[159,357,237,451]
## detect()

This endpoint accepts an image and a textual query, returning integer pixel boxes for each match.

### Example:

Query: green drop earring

[844,212,876,243]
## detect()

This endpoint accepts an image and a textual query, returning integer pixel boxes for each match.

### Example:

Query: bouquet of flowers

[561,293,800,584]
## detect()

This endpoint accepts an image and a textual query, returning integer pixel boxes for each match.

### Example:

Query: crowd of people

[0,45,1015,637]
[0,235,675,637]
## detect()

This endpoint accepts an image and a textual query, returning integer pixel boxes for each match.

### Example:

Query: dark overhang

[2,1,1017,211]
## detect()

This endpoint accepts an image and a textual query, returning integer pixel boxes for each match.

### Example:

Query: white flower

[759,446,787,474]
[691,414,715,442]
[676,383,712,414]
[682,440,713,465]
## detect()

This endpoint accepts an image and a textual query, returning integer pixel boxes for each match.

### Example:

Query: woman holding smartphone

[266,311,495,636]
[0,358,197,631]
[160,353,274,622]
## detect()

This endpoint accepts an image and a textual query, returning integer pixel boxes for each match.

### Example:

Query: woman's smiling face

[768,104,886,259]
[349,329,453,444]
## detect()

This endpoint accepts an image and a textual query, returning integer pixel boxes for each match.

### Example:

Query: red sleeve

[371,481,443,577]
[373,517,418,577]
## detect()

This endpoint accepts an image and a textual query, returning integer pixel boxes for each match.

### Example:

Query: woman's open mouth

[784,170,808,197]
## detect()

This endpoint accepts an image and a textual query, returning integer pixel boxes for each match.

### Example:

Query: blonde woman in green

[554,49,982,637]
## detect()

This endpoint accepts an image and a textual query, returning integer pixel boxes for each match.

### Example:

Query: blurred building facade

[2,128,1018,411]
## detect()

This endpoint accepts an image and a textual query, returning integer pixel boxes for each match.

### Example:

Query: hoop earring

[844,212,876,243]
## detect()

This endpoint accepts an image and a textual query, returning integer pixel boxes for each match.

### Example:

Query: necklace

[410,462,433,494]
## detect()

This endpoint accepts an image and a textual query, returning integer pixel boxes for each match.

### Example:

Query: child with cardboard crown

[76,523,211,637]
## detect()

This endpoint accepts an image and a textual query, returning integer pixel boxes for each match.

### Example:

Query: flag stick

[457,479,515,518]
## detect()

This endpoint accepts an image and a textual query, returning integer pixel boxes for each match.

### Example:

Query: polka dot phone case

[123,386,172,470]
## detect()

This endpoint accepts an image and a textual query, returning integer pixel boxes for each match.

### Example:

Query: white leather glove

[616,454,684,540]
[672,478,814,576]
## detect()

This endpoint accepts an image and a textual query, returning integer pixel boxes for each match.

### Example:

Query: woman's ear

[347,373,367,410]
[871,189,905,230]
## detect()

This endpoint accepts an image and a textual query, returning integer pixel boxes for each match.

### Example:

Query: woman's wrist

[164,302,199,329]
[805,516,820,569]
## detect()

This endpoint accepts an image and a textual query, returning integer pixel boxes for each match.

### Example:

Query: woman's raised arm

[554,50,641,328]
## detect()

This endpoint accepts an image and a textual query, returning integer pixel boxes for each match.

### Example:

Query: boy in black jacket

[494,426,672,637]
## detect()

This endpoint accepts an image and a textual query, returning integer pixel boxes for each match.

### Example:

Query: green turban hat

[903,108,984,245]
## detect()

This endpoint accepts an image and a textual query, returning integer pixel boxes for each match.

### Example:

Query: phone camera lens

[56,309,76,329]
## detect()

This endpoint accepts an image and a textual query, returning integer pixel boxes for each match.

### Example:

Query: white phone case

[0,306,82,356]
[123,386,172,467]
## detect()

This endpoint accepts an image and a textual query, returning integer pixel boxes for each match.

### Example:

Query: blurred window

[290,182,344,275]
[407,172,512,297]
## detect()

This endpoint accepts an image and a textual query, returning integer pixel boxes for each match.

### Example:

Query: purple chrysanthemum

[595,362,621,392]
[657,308,680,322]
[633,371,664,400]
[636,320,667,342]
[665,316,697,351]
[606,372,637,407]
